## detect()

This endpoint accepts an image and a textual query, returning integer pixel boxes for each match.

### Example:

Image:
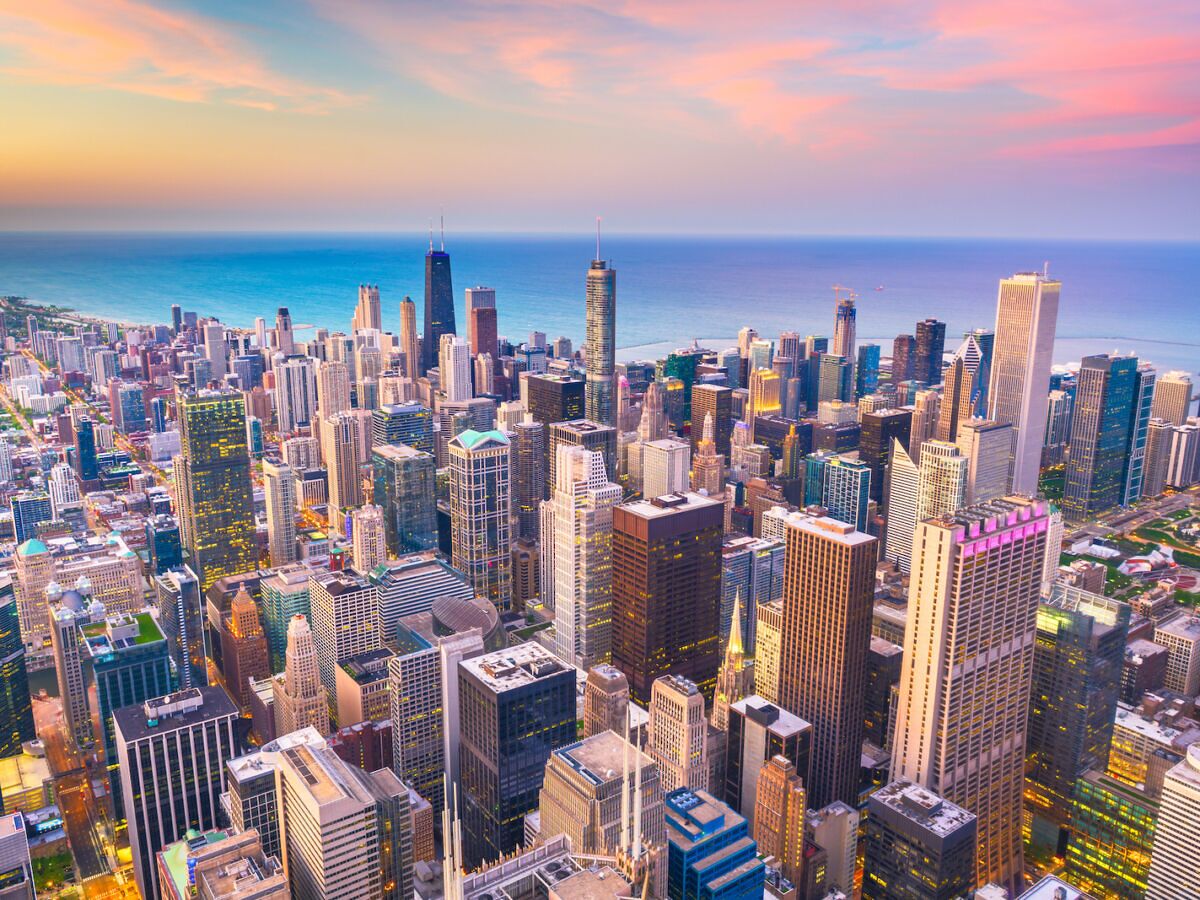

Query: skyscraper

[664,788,764,900]
[371,444,437,555]
[1146,745,1200,899]
[0,577,33,757]
[274,355,318,433]
[648,673,709,793]
[114,687,240,898]
[352,283,382,332]
[548,419,618,485]
[350,504,387,572]
[309,569,380,701]
[316,358,352,422]
[585,253,617,426]
[48,580,97,748]
[543,445,621,670]
[175,387,256,593]
[779,512,875,808]
[274,307,295,355]
[399,295,420,381]
[612,492,724,702]
[691,413,725,497]
[221,586,270,708]
[439,333,473,402]
[642,438,691,498]
[510,418,546,541]
[752,755,807,883]
[832,293,856,376]
[1063,354,1141,521]
[422,239,455,374]
[458,642,576,869]
[321,410,363,527]
[448,429,512,610]
[955,418,1012,504]
[262,458,298,568]
[712,593,752,731]
[465,286,497,357]
[892,334,916,383]
[987,272,1060,494]
[371,401,434,452]
[891,497,1049,891]
[860,408,911,503]
[154,566,208,690]
[885,439,968,573]
[914,318,946,385]
[583,664,631,739]
[272,614,330,737]
[935,355,975,442]
[691,384,733,458]
[1151,369,1193,426]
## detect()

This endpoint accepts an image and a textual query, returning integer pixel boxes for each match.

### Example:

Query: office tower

[282,434,321,472]
[202,321,228,378]
[421,238,455,374]
[448,429,512,610]
[832,292,856,368]
[48,581,97,748]
[12,538,53,646]
[988,272,1060,494]
[712,594,752,731]
[274,355,318,433]
[0,578,32,757]
[1123,362,1156,506]
[747,367,782,428]
[856,343,881,397]
[458,642,575,868]
[261,458,298,568]
[273,735,413,900]
[371,444,437,556]
[510,419,546,540]
[612,493,724,702]
[1143,418,1173,497]
[720,536,783,652]
[691,384,733,457]
[862,781,977,900]
[221,586,270,708]
[778,513,875,808]
[74,415,99,481]
[909,388,940,462]
[892,333,916,383]
[818,353,852,403]
[1065,770,1158,898]
[884,439,967,573]
[439,333,473,401]
[175,388,256,592]
[892,497,1049,891]
[351,504,387,572]
[511,538,538,611]
[648,675,709,793]
[466,288,498,360]
[865,637,902,749]
[1063,354,1140,520]
[543,446,621,669]
[258,566,310,670]
[751,755,807,883]
[525,373,584,428]
[154,566,208,690]
[369,554,474,639]
[860,407,911,503]
[396,295,419,381]
[955,418,1012,504]
[805,451,871,531]
[109,382,145,434]
[548,419,617,487]
[914,318,946,385]
[1151,369,1193,426]
[643,438,690,498]
[371,401,434,452]
[724,695,812,818]
[638,381,668,442]
[10,493,50,546]
[584,253,617,426]
[935,356,974,443]
[1153,613,1200,694]
[334,647,392,725]
[1166,422,1200,487]
[1146,745,1200,898]
[115,687,239,898]
[272,614,330,736]
[665,788,764,900]
[321,410,362,526]
[540,730,666,859]
[1025,584,1130,869]
[47,461,81,521]
[691,413,725,497]
[315,358,352,424]
[309,569,379,701]
[746,599,779,705]
[352,283,382,332]
[584,664,631,738]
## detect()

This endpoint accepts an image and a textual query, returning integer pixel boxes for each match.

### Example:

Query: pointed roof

[16,538,47,557]
[727,590,744,658]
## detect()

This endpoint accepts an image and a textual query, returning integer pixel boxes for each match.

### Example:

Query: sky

[1,0,1197,238]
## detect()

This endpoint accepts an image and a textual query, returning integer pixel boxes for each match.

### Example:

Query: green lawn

[32,851,74,893]
[1167,509,1195,522]
[1040,467,1066,502]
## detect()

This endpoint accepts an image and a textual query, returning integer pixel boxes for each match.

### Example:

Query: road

[1065,485,1199,544]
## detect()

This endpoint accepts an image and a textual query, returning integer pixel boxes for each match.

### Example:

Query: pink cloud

[0,0,358,113]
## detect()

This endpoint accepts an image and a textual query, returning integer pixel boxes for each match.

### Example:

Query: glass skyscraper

[0,576,34,758]
[1063,355,1141,521]
[585,256,616,426]
[371,402,434,454]
[371,444,437,557]
[422,245,455,374]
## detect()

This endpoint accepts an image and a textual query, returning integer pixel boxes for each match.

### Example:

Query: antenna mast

[440,213,445,252]
[596,216,602,261]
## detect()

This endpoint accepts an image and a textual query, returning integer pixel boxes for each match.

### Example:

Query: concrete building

[649,675,709,794]
[448,429,512,610]
[584,664,631,740]
[723,695,811,825]
[1147,744,1200,898]
[271,615,330,737]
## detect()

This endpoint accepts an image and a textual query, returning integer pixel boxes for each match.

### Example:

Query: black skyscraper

[422,246,456,374]
[915,318,947,385]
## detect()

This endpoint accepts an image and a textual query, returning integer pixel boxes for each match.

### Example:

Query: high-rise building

[861,781,977,900]
[309,569,379,703]
[935,356,975,443]
[48,580,98,748]
[884,440,968,573]
[114,687,240,899]
[439,333,473,402]
[583,664,631,739]
[691,384,733,458]
[585,254,617,426]
[1063,354,1142,520]
[465,286,497,356]
[548,419,618,485]
[262,458,298,568]
[321,410,363,528]
[422,240,455,374]
[274,355,318,433]
[648,674,709,793]
[448,429,512,610]
[154,566,208,690]
[274,736,414,900]
[832,293,856,373]
[1066,769,1158,899]
[175,388,256,592]
[612,493,724,702]
[542,446,621,669]
[525,373,585,427]
[371,401,434,453]
[856,343,881,397]
[860,408,912,503]
[987,272,1060,494]
[353,283,382,332]
[1143,418,1174,497]
[510,418,546,541]
[399,295,420,381]
[202,321,228,378]
[0,577,33,758]
[1025,584,1130,870]
[1124,362,1156,506]
[891,497,1049,891]
[724,695,811,824]
[664,788,764,900]
[1146,744,1200,899]
[691,412,726,497]
[157,828,286,900]
[955,418,1012,504]
[10,493,50,546]
[316,358,352,422]
[458,642,576,869]
[914,318,946,386]
[272,614,330,736]
[892,334,916,383]
[642,438,690,498]
[371,444,437,556]
[804,451,871,531]
[1150,370,1193,426]
[752,755,807,883]
[221,586,270,709]
[350,504,387,573]
[747,368,782,433]
[778,512,875,808]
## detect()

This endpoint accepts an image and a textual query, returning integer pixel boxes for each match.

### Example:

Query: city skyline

[1,2,1197,238]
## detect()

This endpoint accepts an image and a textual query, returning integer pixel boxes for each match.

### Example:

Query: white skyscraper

[649,674,708,793]
[202,321,228,378]
[316,359,352,422]
[544,446,621,670]
[884,439,967,573]
[642,438,690,498]
[1150,370,1194,426]
[308,570,380,701]
[987,272,1060,494]
[1146,744,1200,899]
[0,437,12,485]
[351,504,387,573]
[263,458,298,568]
[47,461,81,519]
[891,497,1049,892]
[275,355,318,434]
[439,334,473,402]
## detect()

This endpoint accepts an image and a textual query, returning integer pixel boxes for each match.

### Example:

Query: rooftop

[781,511,874,546]
[226,727,325,785]
[112,686,236,743]
[460,641,569,692]
[553,731,653,787]
[81,611,164,655]
[730,695,811,738]
[870,780,976,837]
[1155,613,1200,642]
[620,490,722,519]
[339,648,394,685]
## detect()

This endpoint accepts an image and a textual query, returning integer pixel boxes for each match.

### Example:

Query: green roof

[16,539,47,557]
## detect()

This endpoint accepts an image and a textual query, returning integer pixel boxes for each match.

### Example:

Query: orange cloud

[0,0,357,113]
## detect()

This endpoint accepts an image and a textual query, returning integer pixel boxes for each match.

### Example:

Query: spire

[728,589,745,658]
[596,215,602,261]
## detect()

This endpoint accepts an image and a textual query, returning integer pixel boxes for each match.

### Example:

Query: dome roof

[59,590,87,613]
[430,595,499,636]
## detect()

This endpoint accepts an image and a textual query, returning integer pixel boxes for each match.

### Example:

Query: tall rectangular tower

[585,255,617,426]
[448,429,512,610]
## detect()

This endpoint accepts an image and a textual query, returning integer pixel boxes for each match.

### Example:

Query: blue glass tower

[149,396,169,433]
[371,402,434,454]
[665,788,764,900]
[0,576,34,757]
[75,416,99,481]
[855,343,880,397]
[1063,355,1140,521]
[11,493,51,544]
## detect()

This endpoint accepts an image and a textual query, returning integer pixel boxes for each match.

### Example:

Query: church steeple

[712,590,752,731]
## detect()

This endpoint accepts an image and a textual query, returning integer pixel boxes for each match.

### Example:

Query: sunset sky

[2,0,1197,237]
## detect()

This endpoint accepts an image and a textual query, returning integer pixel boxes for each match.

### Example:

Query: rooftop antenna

[1043,260,1049,277]
[428,219,434,252]
[440,212,445,252]
[596,216,602,261]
